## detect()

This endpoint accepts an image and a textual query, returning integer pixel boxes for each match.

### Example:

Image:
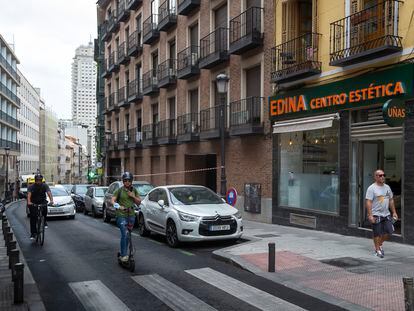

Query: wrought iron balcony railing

[127,79,143,102]
[108,13,119,34]
[271,32,322,83]
[128,127,143,146]
[177,0,200,16]
[128,30,143,57]
[177,45,199,79]
[229,96,264,136]
[143,14,160,45]
[156,119,177,145]
[330,0,403,66]
[107,93,116,111]
[118,42,130,65]
[118,87,127,105]
[177,112,199,136]
[199,27,229,69]
[142,69,159,95]
[126,0,142,10]
[142,124,157,146]
[158,0,177,31]
[117,0,130,22]
[157,59,177,88]
[117,131,128,148]
[199,105,226,140]
[229,6,264,54]
[108,51,117,72]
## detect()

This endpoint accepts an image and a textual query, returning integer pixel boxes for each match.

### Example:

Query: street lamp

[86,155,91,183]
[104,130,112,186]
[4,147,10,201]
[216,73,229,197]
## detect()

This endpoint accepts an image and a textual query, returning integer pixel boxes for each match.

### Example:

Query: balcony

[229,7,264,55]
[142,69,159,95]
[0,53,19,83]
[156,119,177,145]
[118,42,130,65]
[177,45,200,79]
[127,31,143,57]
[142,124,157,147]
[157,59,177,88]
[229,97,264,136]
[107,52,119,73]
[177,0,200,16]
[108,14,119,34]
[127,79,143,102]
[199,105,226,140]
[158,0,177,31]
[0,110,20,130]
[230,96,264,136]
[117,0,130,23]
[271,32,322,84]
[117,87,128,107]
[118,131,129,149]
[199,27,229,69]
[126,0,142,10]
[330,0,402,67]
[128,128,143,148]
[101,21,111,42]
[111,133,119,150]
[101,60,111,78]
[0,82,20,107]
[106,93,116,113]
[143,15,160,45]
[177,112,199,143]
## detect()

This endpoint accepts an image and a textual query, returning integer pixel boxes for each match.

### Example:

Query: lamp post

[4,147,10,201]
[216,73,229,197]
[104,130,112,186]
[86,155,91,183]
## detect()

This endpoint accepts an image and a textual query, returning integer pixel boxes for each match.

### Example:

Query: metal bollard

[2,220,8,233]
[5,232,13,247]
[9,249,19,273]
[3,225,10,240]
[7,239,16,256]
[13,263,24,304]
[268,242,276,272]
[403,277,414,311]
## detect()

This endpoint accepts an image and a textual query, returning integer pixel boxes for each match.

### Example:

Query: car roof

[111,180,152,185]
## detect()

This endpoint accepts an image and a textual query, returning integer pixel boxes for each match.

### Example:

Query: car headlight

[233,211,242,219]
[178,211,200,222]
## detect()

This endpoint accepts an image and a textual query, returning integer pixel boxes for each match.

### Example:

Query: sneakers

[375,250,384,258]
[30,234,35,240]
[380,246,384,257]
[44,223,48,229]
[120,255,129,262]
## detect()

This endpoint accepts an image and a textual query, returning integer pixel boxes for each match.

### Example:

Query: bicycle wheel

[38,215,45,246]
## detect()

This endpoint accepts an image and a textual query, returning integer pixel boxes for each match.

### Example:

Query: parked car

[103,181,155,223]
[137,185,243,247]
[84,186,108,217]
[70,184,91,212]
[61,184,73,194]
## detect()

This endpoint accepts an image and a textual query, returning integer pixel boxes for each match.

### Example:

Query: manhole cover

[254,234,280,238]
[321,257,371,268]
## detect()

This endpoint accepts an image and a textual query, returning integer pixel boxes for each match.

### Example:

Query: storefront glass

[279,121,339,213]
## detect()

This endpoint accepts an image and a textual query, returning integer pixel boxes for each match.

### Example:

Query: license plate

[210,225,230,231]
[49,208,63,214]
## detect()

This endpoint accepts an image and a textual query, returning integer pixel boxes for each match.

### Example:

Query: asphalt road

[8,201,345,311]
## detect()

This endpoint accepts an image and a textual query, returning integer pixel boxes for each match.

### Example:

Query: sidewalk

[0,201,45,311]
[214,220,414,311]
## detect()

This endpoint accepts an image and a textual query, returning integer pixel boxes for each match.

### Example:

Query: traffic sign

[226,187,238,206]
[96,162,103,168]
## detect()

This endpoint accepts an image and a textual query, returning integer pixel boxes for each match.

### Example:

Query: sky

[0,0,98,119]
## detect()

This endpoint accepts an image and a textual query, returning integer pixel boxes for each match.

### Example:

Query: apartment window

[189,23,198,46]
[152,51,159,70]
[169,40,176,59]
[282,0,314,43]
[215,3,228,29]
[189,89,198,113]
[152,104,159,124]
[245,65,261,98]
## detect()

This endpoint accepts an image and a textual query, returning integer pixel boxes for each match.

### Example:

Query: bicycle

[32,203,47,246]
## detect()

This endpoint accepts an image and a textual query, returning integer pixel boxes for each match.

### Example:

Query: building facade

[39,106,58,183]
[17,71,41,176]
[0,34,20,199]
[270,0,414,243]
[71,43,97,163]
[97,0,274,222]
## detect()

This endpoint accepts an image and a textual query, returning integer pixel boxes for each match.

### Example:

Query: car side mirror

[157,199,165,207]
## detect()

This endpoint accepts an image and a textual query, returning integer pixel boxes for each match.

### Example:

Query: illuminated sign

[382,99,405,127]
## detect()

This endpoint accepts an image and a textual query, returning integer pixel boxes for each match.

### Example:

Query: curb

[5,201,46,311]
[212,241,371,311]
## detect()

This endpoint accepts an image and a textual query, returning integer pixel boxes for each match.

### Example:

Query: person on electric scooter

[112,172,141,262]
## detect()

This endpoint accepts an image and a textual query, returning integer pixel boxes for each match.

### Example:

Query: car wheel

[103,207,111,223]
[166,220,179,248]
[69,215,75,219]
[138,214,150,237]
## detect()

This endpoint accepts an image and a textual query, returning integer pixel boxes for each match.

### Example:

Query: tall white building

[71,42,97,163]
[17,70,40,175]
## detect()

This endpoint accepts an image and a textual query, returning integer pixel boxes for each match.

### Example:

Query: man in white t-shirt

[365,169,398,258]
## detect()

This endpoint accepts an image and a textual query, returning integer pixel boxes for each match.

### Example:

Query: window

[281,0,314,43]
[278,121,339,213]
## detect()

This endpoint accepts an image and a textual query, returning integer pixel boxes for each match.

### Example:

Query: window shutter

[351,0,359,14]
[282,2,287,43]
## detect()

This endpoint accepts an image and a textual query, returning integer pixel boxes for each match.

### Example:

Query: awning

[273,113,340,134]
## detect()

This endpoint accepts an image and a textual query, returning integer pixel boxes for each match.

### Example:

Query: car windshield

[75,185,89,194]
[51,188,69,197]
[133,184,155,196]
[62,184,73,192]
[169,187,223,205]
[95,188,107,197]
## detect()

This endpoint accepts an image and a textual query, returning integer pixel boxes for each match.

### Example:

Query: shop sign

[269,64,414,122]
[382,99,406,127]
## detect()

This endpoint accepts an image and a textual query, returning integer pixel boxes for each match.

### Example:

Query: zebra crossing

[69,267,307,311]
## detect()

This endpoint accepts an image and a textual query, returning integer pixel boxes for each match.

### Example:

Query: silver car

[84,186,108,217]
[47,187,76,219]
[137,185,243,247]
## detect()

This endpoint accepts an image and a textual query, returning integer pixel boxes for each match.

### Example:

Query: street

[7,201,344,311]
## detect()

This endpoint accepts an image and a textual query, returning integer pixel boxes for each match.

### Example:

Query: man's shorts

[372,215,394,237]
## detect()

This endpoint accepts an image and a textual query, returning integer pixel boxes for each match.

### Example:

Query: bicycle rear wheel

[36,215,45,246]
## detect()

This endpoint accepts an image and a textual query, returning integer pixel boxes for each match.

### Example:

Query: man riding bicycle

[27,174,54,240]
[112,172,141,262]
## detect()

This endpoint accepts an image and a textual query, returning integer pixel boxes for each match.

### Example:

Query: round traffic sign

[96,162,103,168]
[226,187,238,206]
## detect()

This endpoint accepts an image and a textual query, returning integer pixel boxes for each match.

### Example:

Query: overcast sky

[0,0,97,119]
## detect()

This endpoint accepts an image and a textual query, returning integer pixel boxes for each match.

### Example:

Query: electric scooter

[117,222,135,272]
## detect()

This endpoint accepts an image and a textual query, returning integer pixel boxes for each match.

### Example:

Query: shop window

[278,121,339,213]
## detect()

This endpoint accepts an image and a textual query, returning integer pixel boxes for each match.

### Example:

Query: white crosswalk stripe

[69,280,130,311]
[132,274,217,311]
[186,267,307,311]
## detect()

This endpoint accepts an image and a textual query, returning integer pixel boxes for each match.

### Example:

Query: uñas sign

[383,99,405,127]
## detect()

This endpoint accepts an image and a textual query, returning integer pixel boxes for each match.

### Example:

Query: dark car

[70,184,91,212]
[103,181,154,223]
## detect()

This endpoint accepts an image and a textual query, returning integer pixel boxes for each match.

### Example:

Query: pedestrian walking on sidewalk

[365,169,398,258]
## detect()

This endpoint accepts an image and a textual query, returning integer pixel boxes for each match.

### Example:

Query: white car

[137,185,243,247]
[47,187,76,219]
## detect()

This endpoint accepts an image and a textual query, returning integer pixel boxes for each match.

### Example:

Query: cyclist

[27,174,54,240]
[112,172,141,262]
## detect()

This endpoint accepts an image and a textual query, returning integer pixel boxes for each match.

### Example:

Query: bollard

[9,249,19,273]
[14,263,24,304]
[268,242,276,272]
[403,277,414,311]
[7,239,16,256]
[3,225,10,240]
[5,232,13,247]
[2,220,8,233]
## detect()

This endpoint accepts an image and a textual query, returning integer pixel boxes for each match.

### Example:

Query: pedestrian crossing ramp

[69,267,306,311]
